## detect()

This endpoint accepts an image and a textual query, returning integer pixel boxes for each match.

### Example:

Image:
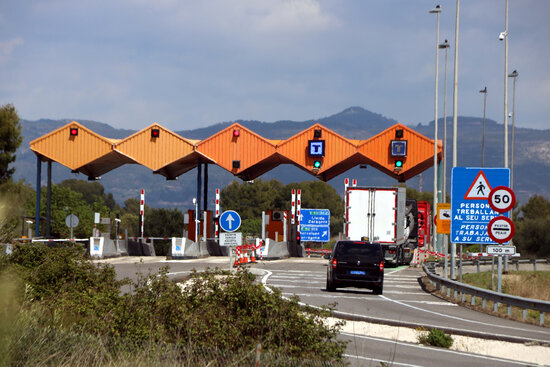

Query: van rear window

[335,243,381,257]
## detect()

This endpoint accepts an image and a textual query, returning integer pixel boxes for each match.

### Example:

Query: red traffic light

[151,128,160,138]
[233,129,240,137]
[69,128,78,136]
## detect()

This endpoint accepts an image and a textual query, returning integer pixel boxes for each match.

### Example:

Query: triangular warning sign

[464,170,493,200]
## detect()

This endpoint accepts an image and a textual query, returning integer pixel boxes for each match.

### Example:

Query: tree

[0,104,23,183]
[59,179,118,211]
[0,179,35,242]
[220,179,344,239]
[515,195,550,257]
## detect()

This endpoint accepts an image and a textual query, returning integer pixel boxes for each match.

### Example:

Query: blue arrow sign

[219,210,241,232]
[451,167,510,244]
[299,209,330,242]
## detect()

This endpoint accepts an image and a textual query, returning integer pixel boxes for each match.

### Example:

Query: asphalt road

[101,256,550,367]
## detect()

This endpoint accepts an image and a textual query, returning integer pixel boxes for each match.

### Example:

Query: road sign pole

[451,242,457,280]
[261,211,266,240]
[497,256,502,293]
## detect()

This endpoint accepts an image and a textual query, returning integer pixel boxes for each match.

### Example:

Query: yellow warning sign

[436,203,451,234]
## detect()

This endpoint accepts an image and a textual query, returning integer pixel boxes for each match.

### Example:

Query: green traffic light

[395,160,403,168]
[313,160,322,169]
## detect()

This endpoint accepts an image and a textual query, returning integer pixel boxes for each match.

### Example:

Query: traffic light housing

[151,128,160,138]
[313,160,322,170]
[69,127,78,136]
[296,232,301,246]
[394,159,403,172]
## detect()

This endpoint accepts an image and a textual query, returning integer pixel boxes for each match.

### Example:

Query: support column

[46,161,52,238]
[196,159,202,218]
[203,163,208,212]
[34,156,42,237]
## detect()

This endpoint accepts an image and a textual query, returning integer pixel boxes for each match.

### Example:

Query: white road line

[341,333,530,366]
[282,293,456,306]
[379,295,550,337]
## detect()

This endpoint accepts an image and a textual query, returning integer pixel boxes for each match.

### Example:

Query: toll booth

[265,210,289,241]
[186,210,214,242]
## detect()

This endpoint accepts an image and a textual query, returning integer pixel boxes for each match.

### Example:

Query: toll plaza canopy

[30,121,442,182]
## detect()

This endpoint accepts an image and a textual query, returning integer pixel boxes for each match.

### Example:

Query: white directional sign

[219,210,241,232]
[488,186,516,213]
[487,245,516,256]
[220,232,242,247]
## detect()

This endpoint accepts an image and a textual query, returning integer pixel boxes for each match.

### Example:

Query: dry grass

[501,272,550,301]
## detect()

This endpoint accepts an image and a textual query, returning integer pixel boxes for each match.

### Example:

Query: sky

[1,0,549,131]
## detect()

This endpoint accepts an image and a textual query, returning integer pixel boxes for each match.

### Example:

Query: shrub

[417,327,453,348]
[1,244,346,365]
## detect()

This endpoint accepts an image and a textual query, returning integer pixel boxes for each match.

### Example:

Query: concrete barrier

[167,237,209,259]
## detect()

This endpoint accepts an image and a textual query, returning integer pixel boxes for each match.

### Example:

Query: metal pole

[509,71,518,192]
[480,87,487,167]
[34,156,42,237]
[450,0,460,281]
[261,211,266,240]
[459,244,463,282]
[430,4,441,252]
[503,0,509,168]
[440,40,450,263]
[203,163,208,212]
[498,0,509,294]
[46,161,52,237]
[440,40,449,203]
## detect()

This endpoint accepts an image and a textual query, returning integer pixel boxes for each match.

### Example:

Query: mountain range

[12,107,550,210]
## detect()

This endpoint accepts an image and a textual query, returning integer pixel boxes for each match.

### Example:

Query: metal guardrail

[422,263,550,326]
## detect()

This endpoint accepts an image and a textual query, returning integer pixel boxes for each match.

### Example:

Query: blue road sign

[299,209,330,242]
[451,167,510,244]
[219,210,241,232]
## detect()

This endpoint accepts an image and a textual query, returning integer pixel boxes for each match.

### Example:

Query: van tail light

[332,259,337,269]
[379,261,384,271]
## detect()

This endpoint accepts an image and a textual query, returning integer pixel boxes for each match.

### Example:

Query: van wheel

[373,285,383,295]
[326,278,336,292]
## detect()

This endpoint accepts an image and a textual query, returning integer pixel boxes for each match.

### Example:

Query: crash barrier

[305,248,331,258]
[423,263,550,326]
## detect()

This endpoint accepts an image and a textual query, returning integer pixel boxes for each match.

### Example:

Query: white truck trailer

[345,186,413,265]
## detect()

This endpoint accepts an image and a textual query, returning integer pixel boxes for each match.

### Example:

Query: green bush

[417,327,453,348]
[1,244,346,365]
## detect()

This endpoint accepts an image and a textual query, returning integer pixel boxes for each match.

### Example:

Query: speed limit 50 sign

[488,186,516,213]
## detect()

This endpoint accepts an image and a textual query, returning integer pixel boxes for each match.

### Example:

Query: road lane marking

[379,295,550,338]
[342,333,531,366]
[259,268,550,341]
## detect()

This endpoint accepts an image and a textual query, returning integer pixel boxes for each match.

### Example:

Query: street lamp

[439,39,450,202]
[508,70,518,191]
[500,0,509,169]
[479,86,488,167]
[439,38,450,278]
[430,4,442,253]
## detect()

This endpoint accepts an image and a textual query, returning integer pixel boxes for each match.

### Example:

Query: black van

[326,240,384,294]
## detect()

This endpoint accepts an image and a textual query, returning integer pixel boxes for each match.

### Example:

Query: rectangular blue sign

[451,167,510,245]
[300,209,330,242]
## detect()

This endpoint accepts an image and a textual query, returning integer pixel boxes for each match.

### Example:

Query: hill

[12,107,550,209]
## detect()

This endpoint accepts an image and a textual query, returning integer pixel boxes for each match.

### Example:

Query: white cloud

[0,37,23,63]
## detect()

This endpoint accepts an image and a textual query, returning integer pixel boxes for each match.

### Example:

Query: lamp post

[439,39,450,278]
[450,0,460,280]
[508,70,518,192]
[430,4,442,253]
[439,39,450,203]
[480,87,488,167]
[500,0,509,169]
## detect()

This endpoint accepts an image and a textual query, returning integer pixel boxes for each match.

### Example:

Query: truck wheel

[373,285,383,295]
